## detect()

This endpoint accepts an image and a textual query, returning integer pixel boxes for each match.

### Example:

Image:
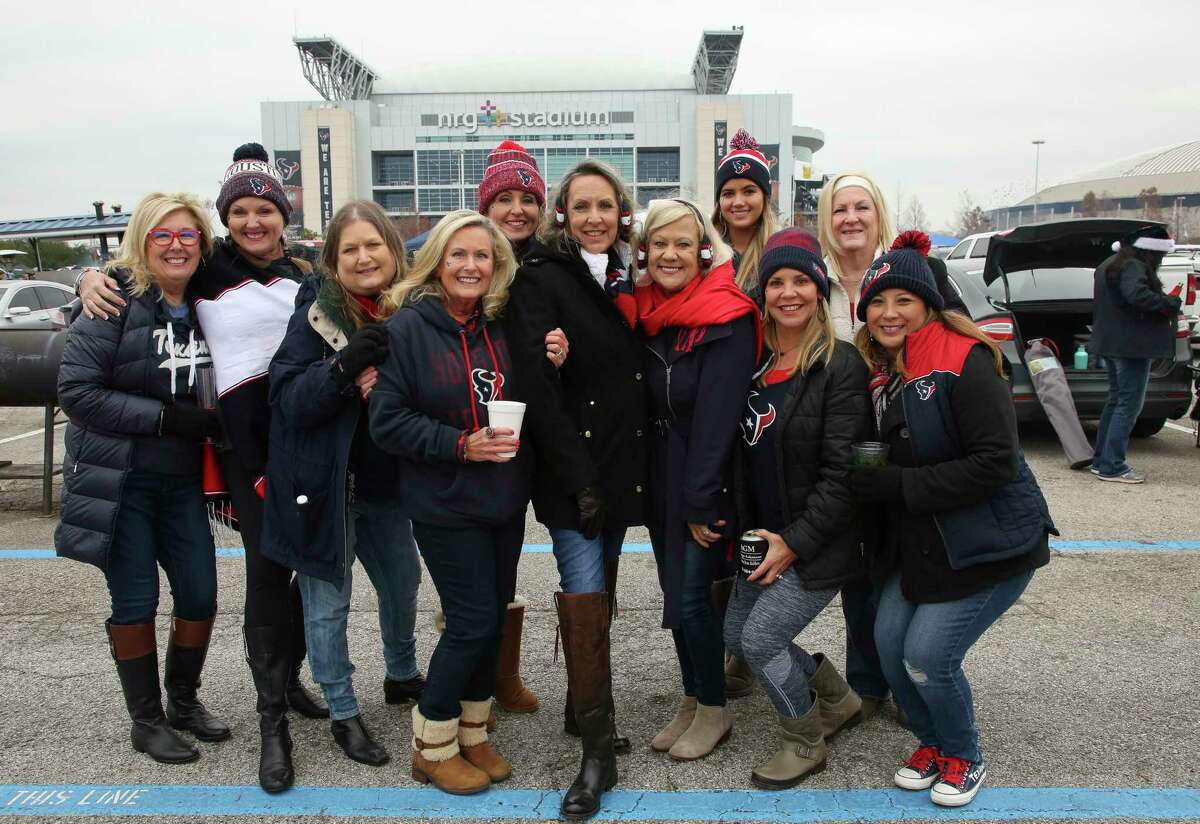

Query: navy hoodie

[368,297,532,527]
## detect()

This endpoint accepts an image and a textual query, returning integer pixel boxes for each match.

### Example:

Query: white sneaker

[893,745,941,790]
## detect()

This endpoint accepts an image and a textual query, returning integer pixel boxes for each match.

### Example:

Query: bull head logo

[740,391,777,446]
[915,379,937,401]
[472,368,504,404]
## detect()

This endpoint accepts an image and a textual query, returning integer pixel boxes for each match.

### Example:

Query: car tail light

[1187,273,1197,307]
[49,309,68,327]
[977,314,1015,341]
[1177,317,1190,338]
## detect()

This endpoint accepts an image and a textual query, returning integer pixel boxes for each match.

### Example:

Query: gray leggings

[723,569,837,718]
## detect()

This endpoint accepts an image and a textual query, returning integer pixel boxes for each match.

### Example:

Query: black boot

[286,578,328,718]
[107,621,199,765]
[331,714,390,766]
[244,625,295,793]
[287,662,330,718]
[603,557,631,754]
[556,592,617,821]
[164,616,231,742]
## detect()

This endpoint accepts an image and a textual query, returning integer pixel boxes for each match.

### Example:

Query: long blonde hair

[711,189,779,294]
[638,199,732,282]
[104,192,214,297]
[761,296,836,384]
[388,210,516,320]
[320,200,408,327]
[817,172,897,283]
[855,308,1005,379]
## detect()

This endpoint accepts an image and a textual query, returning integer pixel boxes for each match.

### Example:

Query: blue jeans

[414,519,524,721]
[874,570,1033,763]
[671,539,727,707]
[1093,357,1151,476]
[298,497,421,721]
[841,577,890,701]
[548,526,625,593]
[105,471,217,625]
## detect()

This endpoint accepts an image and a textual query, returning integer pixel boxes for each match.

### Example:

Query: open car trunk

[1009,298,1100,375]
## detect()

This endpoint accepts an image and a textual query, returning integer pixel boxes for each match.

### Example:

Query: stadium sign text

[435,100,610,134]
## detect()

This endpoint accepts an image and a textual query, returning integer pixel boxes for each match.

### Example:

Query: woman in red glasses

[56,191,228,766]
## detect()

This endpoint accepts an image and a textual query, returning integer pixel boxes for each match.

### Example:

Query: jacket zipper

[645,345,676,422]
[900,388,949,550]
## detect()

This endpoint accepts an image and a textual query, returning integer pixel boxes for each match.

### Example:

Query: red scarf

[351,293,383,321]
[634,262,762,359]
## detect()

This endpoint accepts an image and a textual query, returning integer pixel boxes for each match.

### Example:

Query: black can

[738,531,768,578]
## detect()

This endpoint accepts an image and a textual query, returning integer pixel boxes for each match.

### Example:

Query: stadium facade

[259,30,825,234]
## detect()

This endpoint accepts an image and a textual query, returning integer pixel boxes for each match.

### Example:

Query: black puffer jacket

[55,276,208,569]
[733,340,871,589]
[505,239,648,529]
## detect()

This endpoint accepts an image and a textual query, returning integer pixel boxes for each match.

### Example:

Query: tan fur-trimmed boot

[458,699,511,782]
[410,705,490,795]
[810,653,863,739]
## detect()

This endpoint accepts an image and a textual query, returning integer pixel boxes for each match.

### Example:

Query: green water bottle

[1073,344,1089,370]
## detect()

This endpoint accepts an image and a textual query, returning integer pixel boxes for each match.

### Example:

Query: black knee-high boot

[107,620,199,764]
[244,625,294,793]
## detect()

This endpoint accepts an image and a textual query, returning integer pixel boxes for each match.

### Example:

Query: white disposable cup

[486,400,526,458]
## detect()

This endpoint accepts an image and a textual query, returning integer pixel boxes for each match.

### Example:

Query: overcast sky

[3,0,1198,230]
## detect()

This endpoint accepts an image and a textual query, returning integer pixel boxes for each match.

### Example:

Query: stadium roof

[0,212,131,242]
[1018,140,1200,206]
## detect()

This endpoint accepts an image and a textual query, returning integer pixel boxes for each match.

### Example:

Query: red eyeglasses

[147,228,202,247]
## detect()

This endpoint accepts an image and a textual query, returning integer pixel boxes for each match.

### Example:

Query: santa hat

[477,140,546,215]
[715,129,772,200]
[1113,224,1174,254]
[215,142,291,227]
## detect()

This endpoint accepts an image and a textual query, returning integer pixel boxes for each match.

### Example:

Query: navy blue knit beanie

[856,231,944,321]
[758,228,829,300]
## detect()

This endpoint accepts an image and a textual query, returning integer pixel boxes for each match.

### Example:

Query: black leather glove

[337,323,388,383]
[576,485,607,540]
[849,465,904,503]
[161,402,220,442]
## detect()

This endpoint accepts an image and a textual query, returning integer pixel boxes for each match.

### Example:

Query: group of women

[56,129,1057,815]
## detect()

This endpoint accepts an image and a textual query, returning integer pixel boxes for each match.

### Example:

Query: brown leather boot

[458,699,511,782]
[410,705,490,795]
[556,591,617,820]
[493,597,539,713]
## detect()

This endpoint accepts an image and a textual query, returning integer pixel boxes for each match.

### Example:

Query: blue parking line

[0,784,1198,820]
[3,539,1200,561]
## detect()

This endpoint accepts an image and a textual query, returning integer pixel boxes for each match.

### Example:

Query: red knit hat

[477,140,546,214]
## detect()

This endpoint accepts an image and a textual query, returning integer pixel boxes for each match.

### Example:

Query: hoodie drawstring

[165,321,177,397]
[458,324,505,431]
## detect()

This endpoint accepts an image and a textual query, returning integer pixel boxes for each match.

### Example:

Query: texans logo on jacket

[473,369,505,404]
[914,379,937,401]
[740,391,777,446]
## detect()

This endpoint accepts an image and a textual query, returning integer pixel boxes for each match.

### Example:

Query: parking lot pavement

[0,407,1198,823]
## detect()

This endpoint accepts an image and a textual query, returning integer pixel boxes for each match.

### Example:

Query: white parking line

[1164,420,1194,435]
[0,421,66,446]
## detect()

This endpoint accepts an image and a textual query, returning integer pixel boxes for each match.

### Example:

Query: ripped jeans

[723,568,837,718]
[874,571,1033,762]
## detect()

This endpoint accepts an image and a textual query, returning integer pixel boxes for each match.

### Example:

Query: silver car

[0,280,76,330]
[944,219,1193,438]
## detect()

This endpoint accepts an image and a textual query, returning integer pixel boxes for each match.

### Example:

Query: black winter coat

[733,340,871,590]
[645,314,757,628]
[55,277,208,569]
[505,240,649,530]
[1088,254,1181,360]
[262,277,400,586]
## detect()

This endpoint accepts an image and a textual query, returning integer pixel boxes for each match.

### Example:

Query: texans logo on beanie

[856,231,944,322]
[716,129,772,202]
[477,139,546,215]
[216,142,292,227]
[757,227,829,301]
